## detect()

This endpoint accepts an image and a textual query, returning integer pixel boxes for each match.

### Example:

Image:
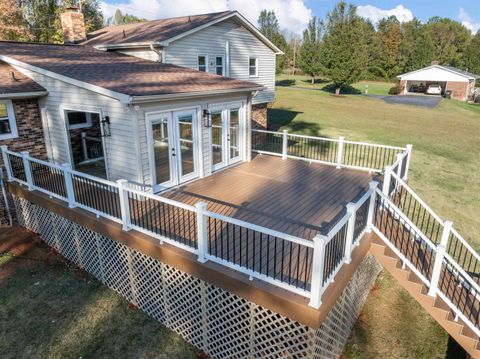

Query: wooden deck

[164,154,378,240]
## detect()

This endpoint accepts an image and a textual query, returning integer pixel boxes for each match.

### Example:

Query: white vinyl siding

[116,48,162,62]
[164,19,276,105]
[11,66,141,182]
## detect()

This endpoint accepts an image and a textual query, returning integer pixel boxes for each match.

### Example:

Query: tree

[377,16,402,79]
[257,10,289,74]
[298,17,323,83]
[464,31,480,75]
[0,0,31,41]
[79,0,104,33]
[107,9,146,25]
[423,17,471,66]
[320,2,368,94]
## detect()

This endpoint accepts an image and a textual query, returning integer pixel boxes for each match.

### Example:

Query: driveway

[368,94,442,108]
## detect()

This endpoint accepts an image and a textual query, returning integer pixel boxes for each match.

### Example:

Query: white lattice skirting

[14,196,382,359]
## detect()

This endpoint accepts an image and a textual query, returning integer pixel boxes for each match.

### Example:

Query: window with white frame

[198,55,207,72]
[0,100,18,140]
[215,56,224,76]
[249,57,258,77]
[65,110,94,129]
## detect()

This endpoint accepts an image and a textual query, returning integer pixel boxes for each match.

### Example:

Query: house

[397,61,479,101]
[63,8,283,128]
[2,10,480,359]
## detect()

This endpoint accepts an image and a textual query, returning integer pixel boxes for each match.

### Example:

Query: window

[0,100,18,140]
[249,57,258,77]
[198,55,207,72]
[65,110,97,129]
[215,56,224,76]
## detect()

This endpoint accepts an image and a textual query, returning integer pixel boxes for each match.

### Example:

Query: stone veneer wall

[13,195,382,359]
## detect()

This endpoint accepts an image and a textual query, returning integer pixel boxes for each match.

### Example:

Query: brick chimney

[61,7,86,44]
[431,60,439,66]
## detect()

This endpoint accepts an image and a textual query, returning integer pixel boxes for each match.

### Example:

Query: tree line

[258,2,480,94]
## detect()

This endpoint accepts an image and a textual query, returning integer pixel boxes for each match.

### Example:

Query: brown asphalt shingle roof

[0,61,46,95]
[0,41,262,98]
[83,11,234,46]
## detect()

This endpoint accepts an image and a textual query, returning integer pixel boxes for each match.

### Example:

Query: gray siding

[164,19,276,105]
[12,66,141,182]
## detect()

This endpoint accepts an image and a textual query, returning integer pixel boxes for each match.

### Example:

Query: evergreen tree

[320,2,368,94]
[257,10,289,74]
[298,17,323,83]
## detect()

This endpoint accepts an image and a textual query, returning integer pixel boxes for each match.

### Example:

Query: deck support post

[117,179,131,231]
[404,144,413,180]
[336,136,344,169]
[61,163,76,208]
[345,203,356,263]
[282,130,288,159]
[20,151,33,191]
[382,165,392,197]
[428,220,453,297]
[366,181,379,232]
[196,202,208,263]
[308,234,327,308]
[1,145,12,181]
[396,153,404,179]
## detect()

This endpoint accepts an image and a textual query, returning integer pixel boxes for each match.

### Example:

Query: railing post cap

[385,165,392,172]
[339,136,345,140]
[61,162,72,169]
[369,180,379,189]
[444,220,453,228]
[116,179,128,185]
[346,203,356,212]
[0,145,8,150]
[313,233,327,243]
[407,144,413,150]
[20,150,29,156]
[196,201,208,209]
[283,129,288,133]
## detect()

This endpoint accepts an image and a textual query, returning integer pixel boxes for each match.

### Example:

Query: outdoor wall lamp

[101,116,111,137]
[203,109,211,128]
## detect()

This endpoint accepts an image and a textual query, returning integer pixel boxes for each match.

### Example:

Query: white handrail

[124,186,196,212]
[343,139,406,151]
[287,132,339,142]
[205,210,313,248]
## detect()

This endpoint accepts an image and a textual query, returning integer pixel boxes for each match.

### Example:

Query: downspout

[150,44,163,63]
[225,41,230,77]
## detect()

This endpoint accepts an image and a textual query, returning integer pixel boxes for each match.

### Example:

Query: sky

[100,0,480,35]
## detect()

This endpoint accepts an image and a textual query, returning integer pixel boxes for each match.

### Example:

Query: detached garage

[397,62,479,101]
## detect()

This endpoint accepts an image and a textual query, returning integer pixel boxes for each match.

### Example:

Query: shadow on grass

[300,78,329,85]
[321,83,362,95]
[276,79,296,87]
[445,335,468,358]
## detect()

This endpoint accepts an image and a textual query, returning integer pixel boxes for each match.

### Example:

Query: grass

[276,73,395,96]
[0,235,196,359]
[270,83,480,250]
[270,79,479,358]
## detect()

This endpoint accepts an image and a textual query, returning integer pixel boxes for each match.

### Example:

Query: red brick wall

[251,103,268,129]
[445,82,469,101]
[0,98,47,166]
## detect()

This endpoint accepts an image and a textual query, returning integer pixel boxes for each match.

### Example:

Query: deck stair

[369,168,480,358]
[370,234,480,357]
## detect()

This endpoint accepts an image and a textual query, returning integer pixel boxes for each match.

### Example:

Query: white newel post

[336,136,345,169]
[282,130,288,159]
[309,234,327,308]
[117,179,131,231]
[428,220,453,297]
[344,203,356,263]
[404,144,413,180]
[366,181,379,232]
[396,153,403,178]
[20,151,33,190]
[61,163,76,208]
[196,202,208,263]
[1,145,12,181]
[382,165,392,196]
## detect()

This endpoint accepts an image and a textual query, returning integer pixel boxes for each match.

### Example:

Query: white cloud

[356,4,413,24]
[459,8,480,33]
[100,0,312,34]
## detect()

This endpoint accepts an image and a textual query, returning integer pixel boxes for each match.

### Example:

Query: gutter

[128,86,264,104]
[94,41,162,50]
[0,91,48,99]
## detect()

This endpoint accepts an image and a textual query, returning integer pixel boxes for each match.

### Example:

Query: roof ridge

[0,40,79,47]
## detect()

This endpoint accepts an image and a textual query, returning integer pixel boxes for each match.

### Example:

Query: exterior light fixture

[203,109,211,128]
[101,116,111,137]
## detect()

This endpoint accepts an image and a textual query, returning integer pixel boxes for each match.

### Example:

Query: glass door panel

[150,114,176,191]
[229,108,241,162]
[211,110,224,169]
[175,112,198,181]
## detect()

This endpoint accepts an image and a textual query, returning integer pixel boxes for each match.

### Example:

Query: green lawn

[0,234,196,359]
[270,81,479,358]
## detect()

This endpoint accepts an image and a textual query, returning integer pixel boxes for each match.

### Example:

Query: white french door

[210,103,243,171]
[148,109,199,192]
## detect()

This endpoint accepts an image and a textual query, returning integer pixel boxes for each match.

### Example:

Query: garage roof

[398,65,479,81]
